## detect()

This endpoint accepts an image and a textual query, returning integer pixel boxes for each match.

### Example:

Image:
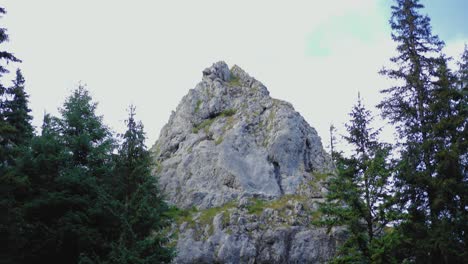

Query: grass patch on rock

[165,206,198,226]
[198,201,237,226]
[220,109,236,117]
[246,199,267,215]
[192,118,215,134]
[228,75,241,87]
[194,100,202,113]
[192,109,236,134]
[215,136,224,145]
[246,195,306,215]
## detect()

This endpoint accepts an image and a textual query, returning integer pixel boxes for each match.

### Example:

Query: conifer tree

[0,7,32,264]
[0,7,20,81]
[317,95,398,264]
[54,86,116,262]
[108,106,173,264]
[4,69,33,145]
[379,0,467,262]
[0,6,21,160]
[16,87,117,263]
[16,114,66,263]
[422,53,467,261]
[0,6,21,167]
[329,124,338,162]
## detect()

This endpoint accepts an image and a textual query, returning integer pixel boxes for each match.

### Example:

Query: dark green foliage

[0,7,20,77]
[107,106,173,263]
[377,0,467,262]
[3,88,175,263]
[4,69,33,146]
[0,6,23,167]
[0,7,32,264]
[59,86,114,175]
[328,124,339,162]
[0,6,21,163]
[0,32,175,260]
[459,45,468,93]
[316,95,399,263]
[0,5,172,264]
[13,87,117,263]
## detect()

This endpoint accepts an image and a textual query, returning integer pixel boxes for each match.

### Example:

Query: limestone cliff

[151,62,342,263]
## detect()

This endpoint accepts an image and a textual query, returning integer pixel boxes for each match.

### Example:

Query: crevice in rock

[284,230,294,264]
[272,160,283,195]
[267,155,284,195]
[161,142,180,159]
[258,106,268,117]
[303,139,314,173]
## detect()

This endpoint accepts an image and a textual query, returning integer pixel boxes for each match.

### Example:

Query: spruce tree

[17,87,117,263]
[55,86,116,262]
[317,95,398,264]
[0,7,32,264]
[4,69,33,145]
[17,114,66,263]
[0,6,21,163]
[108,106,173,264]
[379,0,467,262]
[423,53,467,261]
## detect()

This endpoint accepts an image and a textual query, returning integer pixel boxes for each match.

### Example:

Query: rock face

[152,62,342,263]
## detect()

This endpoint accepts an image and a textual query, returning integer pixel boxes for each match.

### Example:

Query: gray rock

[152,61,333,209]
[152,61,341,263]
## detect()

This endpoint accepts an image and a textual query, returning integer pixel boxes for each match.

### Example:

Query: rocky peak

[152,61,333,210]
[152,62,340,263]
[202,61,231,82]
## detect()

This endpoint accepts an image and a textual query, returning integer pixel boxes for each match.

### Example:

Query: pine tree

[4,69,33,145]
[16,87,117,263]
[54,86,116,262]
[0,7,20,81]
[423,53,467,261]
[15,114,66,263]
[317,95,398,264]
[459,45,468,90]
[329,124,338,162]
[59,85,114,176]
[107,106,173,264]
[379,0,466,262]
[0,7,32,264]
[0,7,21,164]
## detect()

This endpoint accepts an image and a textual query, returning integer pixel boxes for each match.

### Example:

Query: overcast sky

[2,0,467,149]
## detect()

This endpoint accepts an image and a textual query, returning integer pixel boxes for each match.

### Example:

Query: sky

[2,0,467,150]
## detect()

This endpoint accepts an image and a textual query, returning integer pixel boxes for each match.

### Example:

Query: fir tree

[423,54,467,261]
[0,6,21,167]
[317,95,398,264]
[4,69,33,145]
[379,0,467,262]
[17,87,117,263]
[16,114,66,263]
[458,45,468,92]
[54,86,116,262]
[0,7,20,80]
[0,7,31,264]
[107,106,173,264]
[0,6,21,163]
[329,124,338,162]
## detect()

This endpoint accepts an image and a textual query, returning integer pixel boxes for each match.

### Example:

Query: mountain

[151,61,342,263]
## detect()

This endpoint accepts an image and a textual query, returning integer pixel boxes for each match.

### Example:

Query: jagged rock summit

[153,61,333,209]
[152,61,341,263]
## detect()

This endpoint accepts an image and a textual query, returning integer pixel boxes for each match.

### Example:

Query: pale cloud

[3,0,453,151]
[445,38,468,68]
